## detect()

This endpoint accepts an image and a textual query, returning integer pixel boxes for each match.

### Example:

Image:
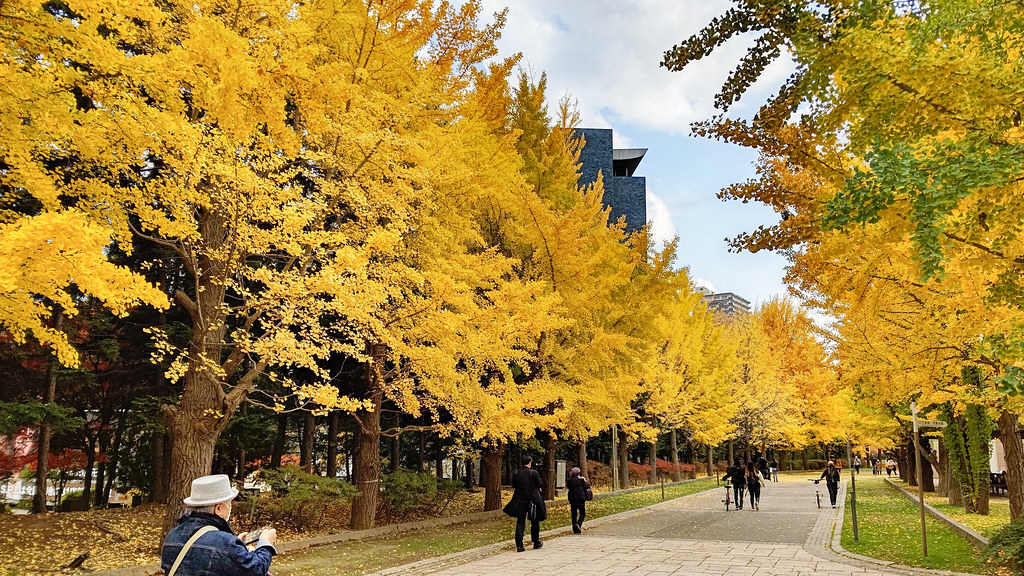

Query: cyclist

[721,457,746,510]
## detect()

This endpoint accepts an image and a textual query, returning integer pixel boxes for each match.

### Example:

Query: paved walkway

[365,478,963,576]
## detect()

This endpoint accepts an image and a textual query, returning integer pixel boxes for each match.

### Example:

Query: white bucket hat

[183,474,239,507]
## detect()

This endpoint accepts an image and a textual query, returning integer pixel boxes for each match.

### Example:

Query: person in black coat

[503,454,547,551]
[721,457,746,510]
[566,466,591,534]
[819,460,841,508]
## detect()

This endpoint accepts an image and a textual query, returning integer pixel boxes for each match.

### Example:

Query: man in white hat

[161,474,278,576]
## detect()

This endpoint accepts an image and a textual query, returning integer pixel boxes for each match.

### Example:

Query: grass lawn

[274,478,716,576]
[842,477,990,574]
[922,490,1010,540]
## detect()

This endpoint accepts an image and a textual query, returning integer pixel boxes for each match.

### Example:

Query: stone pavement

[364,478,970,576]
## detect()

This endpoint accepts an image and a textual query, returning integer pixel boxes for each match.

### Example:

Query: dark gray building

[575,128,647,233]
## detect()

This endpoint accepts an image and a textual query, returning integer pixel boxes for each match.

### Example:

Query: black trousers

[733,484,745,508]
[571,502,586,528]
[748,483,761,507]
[826,483,839,506]
[515,514,540,548]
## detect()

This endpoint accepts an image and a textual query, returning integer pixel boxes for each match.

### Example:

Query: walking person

[161,474,278,576]
[770,457,779,482]
[854,456,862,474]
[566,466,592,534]
[820,460,841,508]
[746,461,765,510]
[885,457,896,477]
[503,454,547,551]
[721,457,746,510]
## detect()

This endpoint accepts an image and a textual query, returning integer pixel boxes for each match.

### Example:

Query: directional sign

[917,420,948,429]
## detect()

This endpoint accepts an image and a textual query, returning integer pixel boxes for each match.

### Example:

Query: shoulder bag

[167,525,217,576]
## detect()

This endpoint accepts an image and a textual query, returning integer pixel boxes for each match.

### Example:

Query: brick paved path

[366,478,963,576]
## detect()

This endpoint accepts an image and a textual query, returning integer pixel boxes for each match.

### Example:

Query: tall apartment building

[701,291,751,316]
[575,128,647,234]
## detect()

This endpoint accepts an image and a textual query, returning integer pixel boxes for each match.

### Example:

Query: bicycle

[809,479,822,509]
[723,482,745,511]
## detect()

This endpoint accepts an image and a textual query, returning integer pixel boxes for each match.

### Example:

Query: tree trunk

[541,431,556,500]
[618,428,629,488]
[418,427,426,473]
[102,414,125,507]
[464,457,475,490]
[350,345,386,530]
[802,447,809,470]
[163,366,238,534]
[327,411,339,479]
[271,413,287,468]
[33,312,63,514]
[94,423,110,509]
[896,447,909,480]
[391,414,401,473]
[706,445,714,477]
[728,439,734,464]
[435,436,444,479]
[577,440,588,479]
[998,410,1024,520]
[482,442,504,511]
[151,433,166,504]
[610,425,619,490]
[82,437,96,510]
[670,431,681,482]
[936,440,949,498]
[300,412,315,473]
[648,440,658,484]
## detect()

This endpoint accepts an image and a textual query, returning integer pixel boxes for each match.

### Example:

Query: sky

[475,0,796,306]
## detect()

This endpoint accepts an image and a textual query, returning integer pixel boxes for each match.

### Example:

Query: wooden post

[912,402,927,557]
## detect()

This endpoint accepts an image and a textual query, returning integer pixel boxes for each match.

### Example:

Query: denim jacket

[161,512,276,576]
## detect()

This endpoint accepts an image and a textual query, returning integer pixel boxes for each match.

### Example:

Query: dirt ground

[0,488,510,575]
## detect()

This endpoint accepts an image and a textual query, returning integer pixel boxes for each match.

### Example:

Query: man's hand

[261,528,278,545]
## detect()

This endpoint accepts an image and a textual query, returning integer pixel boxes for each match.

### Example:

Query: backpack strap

[168,525,217,576]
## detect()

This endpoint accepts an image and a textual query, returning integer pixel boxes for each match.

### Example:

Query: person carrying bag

[566,466,591,534]
[503,454,546,552]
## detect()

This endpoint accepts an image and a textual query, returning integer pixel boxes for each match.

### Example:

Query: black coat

[566,475,591,505]
[503,466,547,521]
[722,464,745,486]
[820,467,840,487]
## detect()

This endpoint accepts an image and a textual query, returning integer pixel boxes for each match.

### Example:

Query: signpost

[911,403,948,558]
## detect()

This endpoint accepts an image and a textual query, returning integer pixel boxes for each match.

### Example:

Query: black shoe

[517,546,525,552]
[572,523,581,534]
[533,541,543,549]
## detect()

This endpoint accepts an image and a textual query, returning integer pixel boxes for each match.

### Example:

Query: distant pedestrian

[757,453,770,479]
[745,461,765,510]
[820,460,841,508]
[566,466,592,534]
[721,457,746,510]
[871,458,879,475]
[770,458,779,482]
[854,456,861,474]
[503,454,547,552]
[885,457,896,477]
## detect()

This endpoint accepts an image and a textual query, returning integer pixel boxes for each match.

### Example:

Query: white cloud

[479,0,784,134]
[646,191,677,249]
